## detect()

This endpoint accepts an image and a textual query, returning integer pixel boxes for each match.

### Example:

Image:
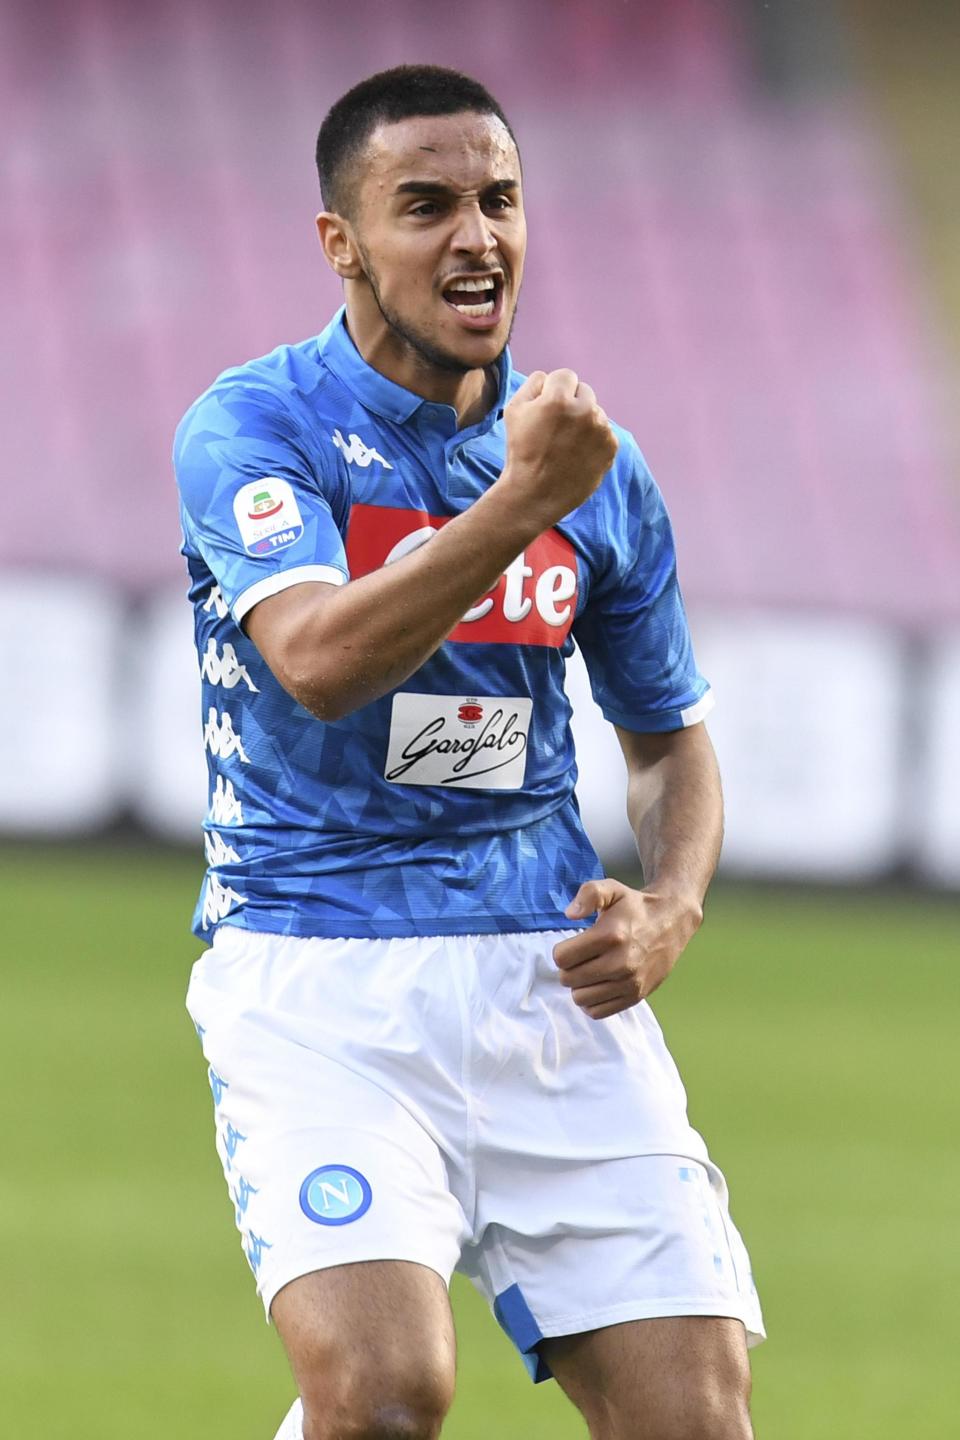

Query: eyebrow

[393,178,520,198]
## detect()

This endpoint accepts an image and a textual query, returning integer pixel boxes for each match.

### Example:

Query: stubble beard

[358,244,515,377]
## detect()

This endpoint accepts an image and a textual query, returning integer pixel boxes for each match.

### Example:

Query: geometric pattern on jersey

[174,308,712,940]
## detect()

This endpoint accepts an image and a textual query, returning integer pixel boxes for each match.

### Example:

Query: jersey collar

[318,306,511,435]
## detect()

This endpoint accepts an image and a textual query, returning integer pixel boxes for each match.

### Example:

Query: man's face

[347,110,526,374]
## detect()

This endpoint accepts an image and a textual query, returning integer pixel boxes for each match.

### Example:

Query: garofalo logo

[384,693,533,790]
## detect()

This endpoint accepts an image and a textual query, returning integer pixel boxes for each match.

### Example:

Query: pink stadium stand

[3,0,958,621]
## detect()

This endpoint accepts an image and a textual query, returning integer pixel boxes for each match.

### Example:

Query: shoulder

[586,419,659,544]
[175,336,331,454]
[566,418,671,602]
[173,333,361,536]
[605,420,653,488]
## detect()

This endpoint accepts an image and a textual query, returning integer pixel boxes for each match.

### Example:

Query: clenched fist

[499,369,619,529]
[554,878,704,1020]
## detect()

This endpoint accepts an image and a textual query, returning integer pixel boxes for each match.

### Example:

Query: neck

[343,293,497,429]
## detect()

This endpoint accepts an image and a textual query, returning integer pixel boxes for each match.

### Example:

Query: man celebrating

[175,64,763,1440]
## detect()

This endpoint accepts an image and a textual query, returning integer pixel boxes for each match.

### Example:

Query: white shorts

[186,926,764,1380]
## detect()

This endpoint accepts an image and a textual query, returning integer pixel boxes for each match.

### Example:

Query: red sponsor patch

[345,504,578,647]
[458,702,484,722]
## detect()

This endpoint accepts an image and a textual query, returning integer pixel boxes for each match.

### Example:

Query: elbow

[281,660,353,723]
[278,636,368,722]
[247,589,362,722]
[296,691,348,724]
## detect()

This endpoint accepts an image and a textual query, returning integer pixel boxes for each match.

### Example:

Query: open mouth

[441,274,504,324]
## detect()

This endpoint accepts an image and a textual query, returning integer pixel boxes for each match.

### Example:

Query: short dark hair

[316,64,516,215]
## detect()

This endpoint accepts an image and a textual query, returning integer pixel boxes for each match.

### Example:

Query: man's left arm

[553,722,722,1020]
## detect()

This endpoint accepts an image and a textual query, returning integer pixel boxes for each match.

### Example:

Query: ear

[316,211,363,279]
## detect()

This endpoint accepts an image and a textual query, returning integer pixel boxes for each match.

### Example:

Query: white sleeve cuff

[232,564,347,623]
[680,691,715,727]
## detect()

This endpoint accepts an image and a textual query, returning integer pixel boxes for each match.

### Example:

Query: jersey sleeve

[174,380,349,624]
[573,439,713,733]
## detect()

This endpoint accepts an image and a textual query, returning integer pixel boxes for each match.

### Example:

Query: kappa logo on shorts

[299,1164,373,1226]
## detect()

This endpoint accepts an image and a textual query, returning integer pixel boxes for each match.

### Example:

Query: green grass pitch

[2,845,958,1438]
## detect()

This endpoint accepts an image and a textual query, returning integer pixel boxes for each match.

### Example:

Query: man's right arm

[246,369,618,721]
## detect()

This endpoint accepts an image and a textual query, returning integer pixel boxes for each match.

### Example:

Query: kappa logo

[205,830,240,867]
[332,429,393,470]
[201,637,259,693]
[231,1176,259,1221]
[347,504,578,647]
[208,1067,229,1105]
[202,584,229,619]
[203,708,249,763]
[244,1231,272,1276]
[233,477,305,556]
[222,1121,247,1170]
[299,1164,373,1226]
[200,873,246,930]
[209,775,244,827]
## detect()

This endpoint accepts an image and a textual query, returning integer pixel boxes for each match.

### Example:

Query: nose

[451,200,496,257]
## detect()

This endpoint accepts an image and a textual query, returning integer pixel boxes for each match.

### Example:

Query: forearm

[555,727,723,1016]
[266,477,554,720]
[248,369,618,721]
[624,725,723,912]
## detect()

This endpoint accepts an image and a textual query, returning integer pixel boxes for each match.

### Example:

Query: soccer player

[175,64,764,1440]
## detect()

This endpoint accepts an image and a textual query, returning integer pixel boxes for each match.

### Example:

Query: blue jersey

[174,309,712,941]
